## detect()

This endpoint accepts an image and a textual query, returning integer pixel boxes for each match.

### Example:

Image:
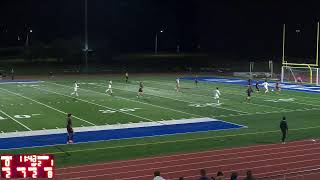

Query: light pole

[25,29,32,47]
[84,0,88,72]
[155,30,164,54]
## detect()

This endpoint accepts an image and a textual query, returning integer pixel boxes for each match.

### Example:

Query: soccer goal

[281,65,319,85]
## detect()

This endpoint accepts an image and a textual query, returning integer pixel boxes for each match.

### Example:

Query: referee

[66,113,74,144]
[280,116,288,144]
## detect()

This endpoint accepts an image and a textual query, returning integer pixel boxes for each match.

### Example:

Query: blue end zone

[0,120,244,150]
[182,77,320,94]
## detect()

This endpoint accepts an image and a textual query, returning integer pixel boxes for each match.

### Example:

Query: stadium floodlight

[29,30,33,33]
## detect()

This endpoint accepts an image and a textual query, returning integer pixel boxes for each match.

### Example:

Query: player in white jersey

[213,87,221,104]
[71,81,79,96]
[262,80,269,93]
[176,78,180,92]
[105,80,113,95]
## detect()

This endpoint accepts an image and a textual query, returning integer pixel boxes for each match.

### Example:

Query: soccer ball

[271,89,274,92]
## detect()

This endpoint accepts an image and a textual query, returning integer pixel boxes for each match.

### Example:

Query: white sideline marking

[0,110,32,131]
[0,87,96,126]
[0,118,227,139]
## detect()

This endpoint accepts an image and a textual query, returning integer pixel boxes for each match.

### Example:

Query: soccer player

[248,78,252,86]
[66,113,74,144]
[280,116,288,144]
[176,78,180,92]
[71,81,79,96]
[105,80,113,95]
[262,80,269,93]
[195,75,199,87]
[275,82,281,94]
[137,81,144,98]
[245,85,253,103]
[213,87,221,104]
[255,81,260,93]
[125,72,129,83]
[11,68,14,80]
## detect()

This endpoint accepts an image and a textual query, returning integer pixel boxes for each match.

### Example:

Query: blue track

[182,77,320,94]
[0,120,244,150]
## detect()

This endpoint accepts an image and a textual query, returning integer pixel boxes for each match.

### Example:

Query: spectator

[199,169,210,180]
[230,172,238,180]
[215,171,225,180]
[179,177,184,180]
[153,171,165,180]
[243,170,256,180]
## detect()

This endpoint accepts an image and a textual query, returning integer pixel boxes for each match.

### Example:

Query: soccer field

[0,75,320,167]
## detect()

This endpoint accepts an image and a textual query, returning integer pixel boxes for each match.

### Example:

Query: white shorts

[214,95,220,99]
[74,88,78,92]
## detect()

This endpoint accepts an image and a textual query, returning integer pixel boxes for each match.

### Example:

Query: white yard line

[147,80,320,108]
[0,87,96,126]
[0,110,32,131]
[87,84,203,118]
[33,85,157,124]
[135,80,290,111]
[106,82,248,114]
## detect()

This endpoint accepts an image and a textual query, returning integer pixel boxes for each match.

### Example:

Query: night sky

[0,0,320,57]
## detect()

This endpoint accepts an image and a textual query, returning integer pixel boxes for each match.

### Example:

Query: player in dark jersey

[280,116,288,144]
[137,81,144,98]
[255,81,260,93]
[275,82,281,94]
[125,72,129,83]
[66,113,74,144]
[245,85,253,103]
[195,75,199,87]
[248,78,252,86]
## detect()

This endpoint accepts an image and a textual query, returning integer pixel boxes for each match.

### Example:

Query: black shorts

[139,88,143,92]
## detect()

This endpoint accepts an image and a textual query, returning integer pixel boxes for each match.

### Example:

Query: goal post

[281,65,319,85]
[281,22,319,85]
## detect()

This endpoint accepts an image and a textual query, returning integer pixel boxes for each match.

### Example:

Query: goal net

[281,66,319,85]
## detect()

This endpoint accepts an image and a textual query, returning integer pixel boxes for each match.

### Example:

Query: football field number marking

[17,84,39,87]
[99,108,141,114]
[0,114,40,120]
[264,98,295,103]
[189,103,221,108]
